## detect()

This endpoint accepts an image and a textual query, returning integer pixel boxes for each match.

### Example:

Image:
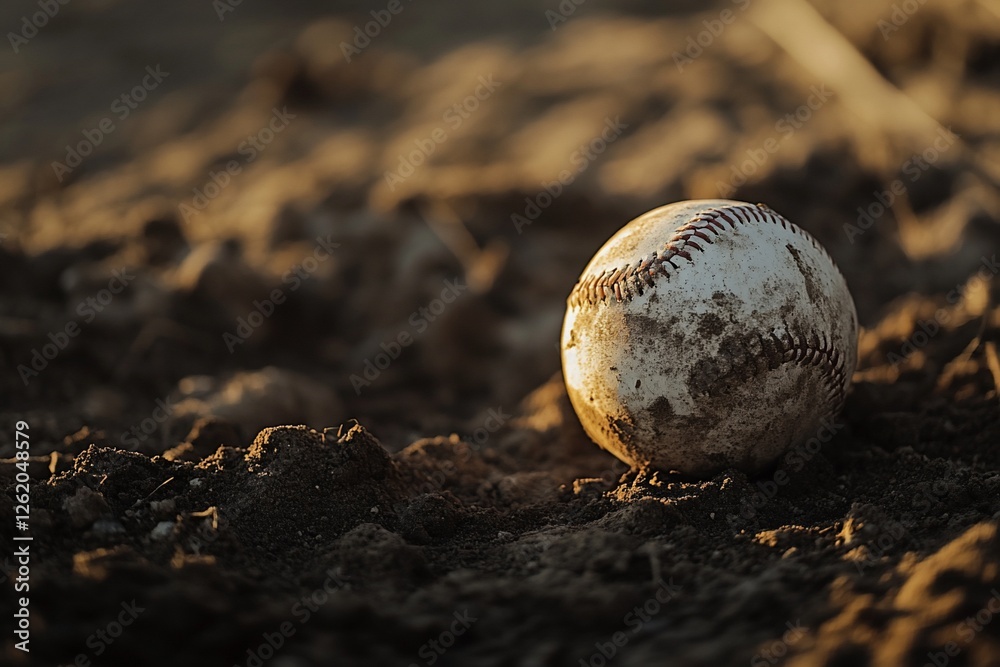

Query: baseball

[561,200,858,476]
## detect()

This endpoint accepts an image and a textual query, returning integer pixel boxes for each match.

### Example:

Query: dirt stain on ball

[785,243,822,305]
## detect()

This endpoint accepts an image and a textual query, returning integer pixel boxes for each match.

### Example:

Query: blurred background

[2,0,1000,449]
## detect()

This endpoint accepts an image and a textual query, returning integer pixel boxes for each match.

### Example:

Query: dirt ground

[2,0,1000,665]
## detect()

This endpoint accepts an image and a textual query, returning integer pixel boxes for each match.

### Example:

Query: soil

[2,1,1000,666]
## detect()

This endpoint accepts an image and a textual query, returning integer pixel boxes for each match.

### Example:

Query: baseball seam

[567,203,849,411]
[708,329,848,413]
[567,203,836,308]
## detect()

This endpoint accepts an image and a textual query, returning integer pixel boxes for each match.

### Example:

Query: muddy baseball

[561,200,858,476]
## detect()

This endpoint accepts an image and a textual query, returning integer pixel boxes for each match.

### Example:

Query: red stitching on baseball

[566,203,850,414]
[701,328,847,414]
[567,203,836,309]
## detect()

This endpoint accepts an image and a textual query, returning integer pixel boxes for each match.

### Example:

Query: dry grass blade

[746,0,1000,189]
[985,341,1000,401]
[418,200,509,294]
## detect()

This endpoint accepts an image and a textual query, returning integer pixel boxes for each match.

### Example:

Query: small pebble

[150,521,175,541]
